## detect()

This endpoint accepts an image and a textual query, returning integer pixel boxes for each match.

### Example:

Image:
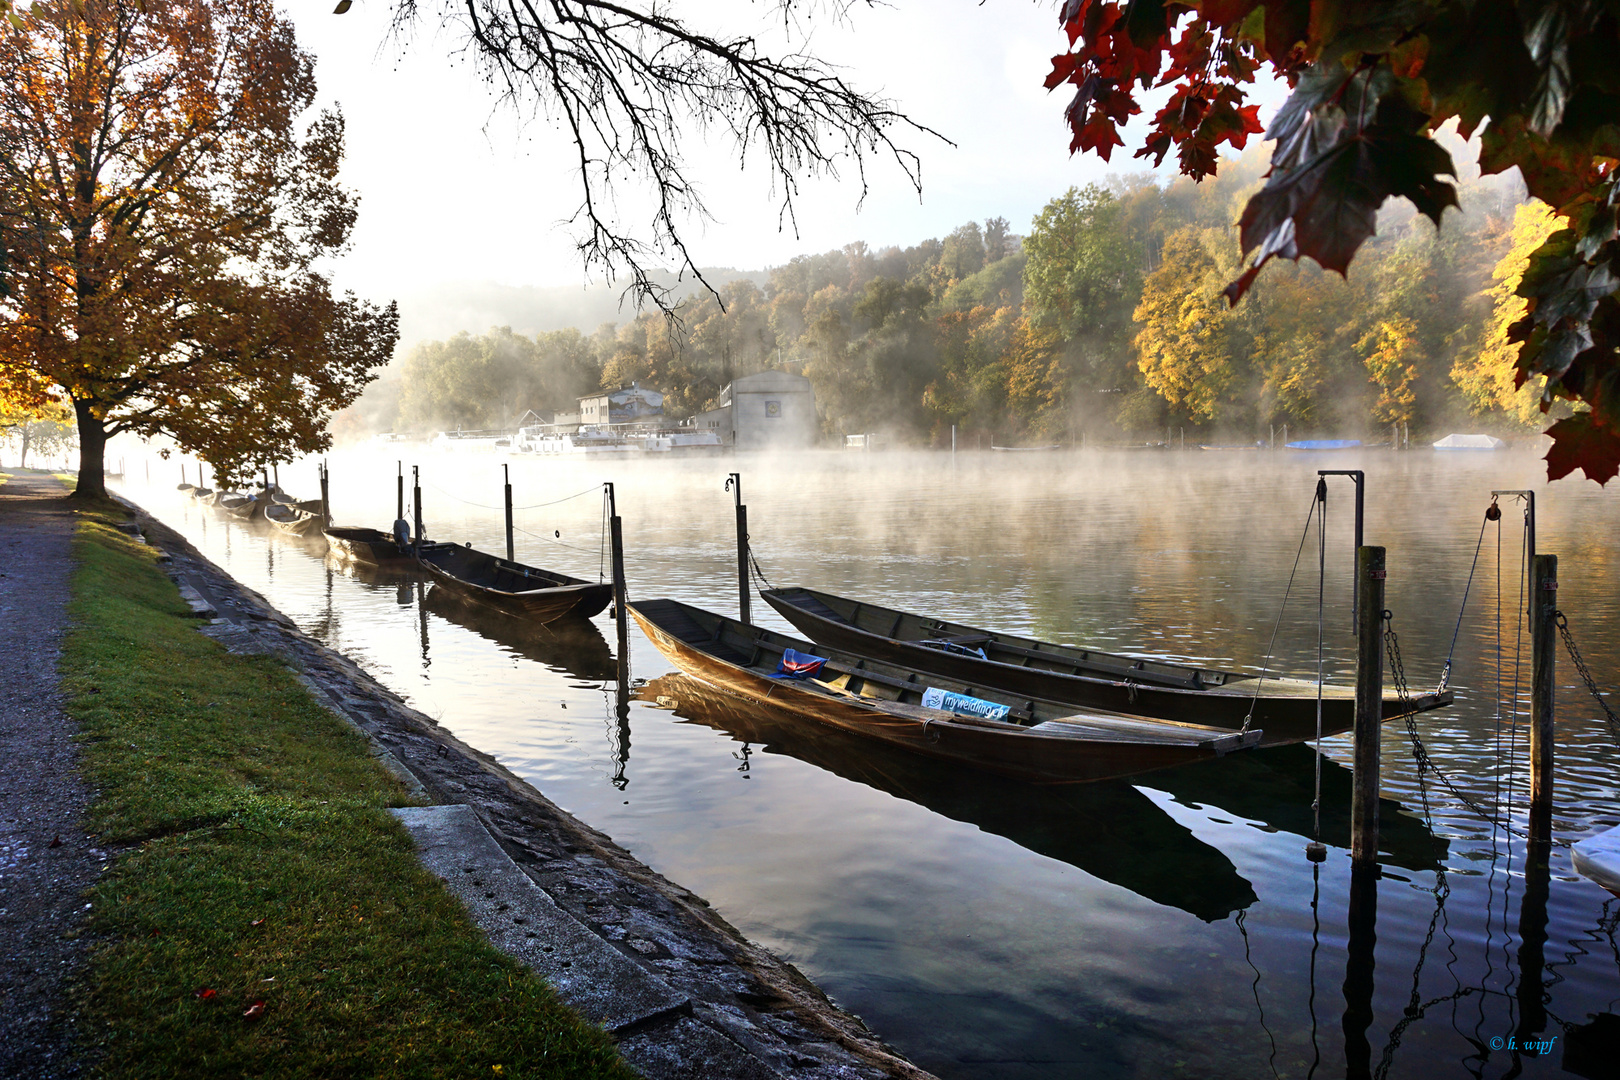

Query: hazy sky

[288,0,1289,303]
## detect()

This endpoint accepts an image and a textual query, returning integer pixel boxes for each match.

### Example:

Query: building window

[765,400,781,418]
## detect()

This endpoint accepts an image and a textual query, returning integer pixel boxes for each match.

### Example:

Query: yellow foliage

[1358,316,1421,424]
[1451,201,1559,425]
[1133,228,1237,421]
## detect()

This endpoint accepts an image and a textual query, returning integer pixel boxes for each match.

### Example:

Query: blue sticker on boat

[922,687,1010,720]
[770,649,827,679]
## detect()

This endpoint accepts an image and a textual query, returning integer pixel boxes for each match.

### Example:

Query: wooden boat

[177,482,194,492]
[416,543,612,623]
[629,598,1261,784]
[190,486,213,501]
[991,443,1062,452]
[324,525,414,566]
[215,491,260,519]
[760,587,1452,747]
[1573,823,1620,898]
[262,499,325,538]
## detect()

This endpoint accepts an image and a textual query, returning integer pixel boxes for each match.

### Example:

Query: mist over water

[118,445,1620,1079]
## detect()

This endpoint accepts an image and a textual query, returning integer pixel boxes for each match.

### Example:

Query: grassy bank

[60,498,635,1079]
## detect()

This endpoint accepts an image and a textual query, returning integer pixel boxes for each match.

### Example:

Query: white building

[689,370,818,450]
[578,383,664,427]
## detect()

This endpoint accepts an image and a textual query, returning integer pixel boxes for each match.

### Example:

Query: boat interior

[635,599,1254,748]
[764,587,1248,691]
[421,543,589,594]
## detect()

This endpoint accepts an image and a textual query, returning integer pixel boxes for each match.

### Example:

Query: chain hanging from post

[1555,611,1620,747]
[1387,613,1570,846]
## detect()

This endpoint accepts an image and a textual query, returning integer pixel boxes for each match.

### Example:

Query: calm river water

[116,446,1620,1079]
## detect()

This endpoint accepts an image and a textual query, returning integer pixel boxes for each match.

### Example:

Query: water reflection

[639,672,1259,923]
[112,449,1620,1080]
[421,585,617,680]
[1150,745,1450,874]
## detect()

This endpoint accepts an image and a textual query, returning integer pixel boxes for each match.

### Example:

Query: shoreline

[122,493,934,1080]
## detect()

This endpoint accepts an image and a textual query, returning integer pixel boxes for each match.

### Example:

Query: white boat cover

[1572,822,1620,897]
[1433,433,1507,450]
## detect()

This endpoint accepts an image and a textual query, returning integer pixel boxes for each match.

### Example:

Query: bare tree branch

[389,0,946,314]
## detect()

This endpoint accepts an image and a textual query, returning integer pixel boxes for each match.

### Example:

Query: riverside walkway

[0,473,96,1077]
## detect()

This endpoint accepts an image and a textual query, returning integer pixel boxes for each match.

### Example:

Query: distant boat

[1199,442,1266,451]
[1286,439,1362,451]
[991,444,1062,452]
[1433,433,1507,451]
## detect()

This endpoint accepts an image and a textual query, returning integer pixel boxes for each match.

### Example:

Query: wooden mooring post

[319,461,331,527]
[726,473,751,626]
[1351,545,1385,867]
[412,466,424,551]
[1530,553,1557,841]
[503,463,515,563]
[396,461,405,523]
[606,482,629,658]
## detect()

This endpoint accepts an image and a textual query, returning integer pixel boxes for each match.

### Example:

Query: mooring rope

[1438,502,1495,693]
[1246,486,1322,732]
[424,479,601,512]
[1313,477,1326,843]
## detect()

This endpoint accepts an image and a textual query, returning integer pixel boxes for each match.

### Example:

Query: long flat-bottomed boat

[263,498,325,538]
[761,587,1451,746]
[417,542,612,623]
[630,598,1261,784]
[324,525,414,565]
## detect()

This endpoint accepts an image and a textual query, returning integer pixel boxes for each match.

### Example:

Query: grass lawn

[59,497,636,1079]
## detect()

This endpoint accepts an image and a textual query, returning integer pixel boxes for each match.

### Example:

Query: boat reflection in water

[421,584,617,681]
[638,672,1258,923]
[1143,742,1450,874]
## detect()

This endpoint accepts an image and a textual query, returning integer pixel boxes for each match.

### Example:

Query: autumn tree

[1454,201,1563,425]
[1045,0,1620,481]
[0,0,397,497]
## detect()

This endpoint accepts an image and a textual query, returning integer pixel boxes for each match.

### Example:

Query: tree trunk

[72,399,107,499]
[19,426,31,469]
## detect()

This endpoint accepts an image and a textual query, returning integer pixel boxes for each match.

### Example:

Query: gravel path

[0,473,97,1078]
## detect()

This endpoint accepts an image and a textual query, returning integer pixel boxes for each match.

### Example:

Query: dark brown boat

[417,543,612,624]
[324,525,413,565]
[760,587,1452,747]
[629,598,1261,784]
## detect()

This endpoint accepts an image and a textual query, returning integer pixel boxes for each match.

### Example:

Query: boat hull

[324,526,411,565]
[418,544,611,623]
[630,600,1259,785]
[761,588,1451,747]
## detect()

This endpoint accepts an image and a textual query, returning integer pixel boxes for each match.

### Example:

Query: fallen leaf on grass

[242,1000,265,1021]
[194,988,216,1000]
[48,836,63,849]
[249,918,265,927]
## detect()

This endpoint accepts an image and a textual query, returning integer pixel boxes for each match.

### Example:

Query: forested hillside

[347,148,1544,446]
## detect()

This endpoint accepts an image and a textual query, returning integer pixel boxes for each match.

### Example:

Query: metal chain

[1555,610,1620,745]
[1387,616,1568,846]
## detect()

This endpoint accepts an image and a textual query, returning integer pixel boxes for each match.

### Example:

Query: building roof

[730,370,811,392]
